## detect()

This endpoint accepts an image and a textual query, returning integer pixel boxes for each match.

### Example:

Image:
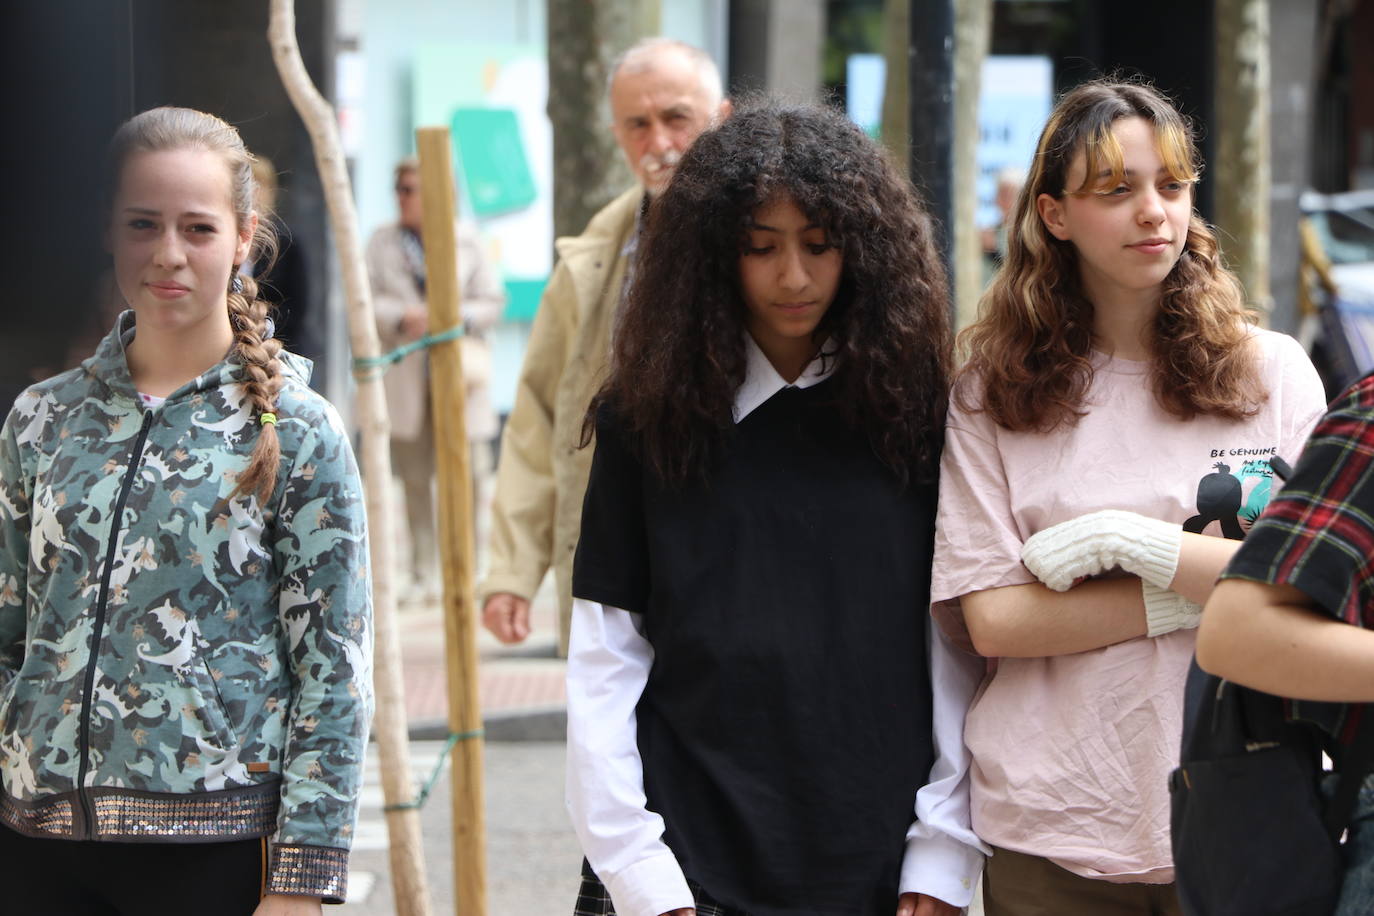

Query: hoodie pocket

[0,674,48,798]
[0,673,15,728]
[190,657,240,751]
[0,671,48,740]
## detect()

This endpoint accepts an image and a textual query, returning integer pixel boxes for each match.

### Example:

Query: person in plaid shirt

[1198,370,1374,914]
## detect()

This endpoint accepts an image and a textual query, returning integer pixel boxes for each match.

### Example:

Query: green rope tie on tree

[381,727,485,813]
[352,323,466,382]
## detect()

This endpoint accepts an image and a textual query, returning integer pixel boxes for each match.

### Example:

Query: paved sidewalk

[340,740,584,915]
[342,741,986,915]
[394,580,567,741]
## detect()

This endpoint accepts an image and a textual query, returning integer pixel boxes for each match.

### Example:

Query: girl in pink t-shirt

[932,81,1327,914]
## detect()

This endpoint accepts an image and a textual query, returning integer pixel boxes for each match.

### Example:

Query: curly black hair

[587,98,952,487]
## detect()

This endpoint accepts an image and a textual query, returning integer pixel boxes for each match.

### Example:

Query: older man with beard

[479,38,731,653]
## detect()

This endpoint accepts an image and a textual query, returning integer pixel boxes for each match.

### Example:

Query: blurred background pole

[415,127,488,916]
[952,0,993,330]
[1216,0,1273,324]
[908,0,956,307]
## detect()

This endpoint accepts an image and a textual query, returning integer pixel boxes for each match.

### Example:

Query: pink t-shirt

[932,328,1326,883]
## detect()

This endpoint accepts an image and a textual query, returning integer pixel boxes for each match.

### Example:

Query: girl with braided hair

[565,100,984,916]
[0,106,372,915]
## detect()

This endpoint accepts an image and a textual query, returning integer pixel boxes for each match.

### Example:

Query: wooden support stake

[416,127,488,916]
[267,4,432,915]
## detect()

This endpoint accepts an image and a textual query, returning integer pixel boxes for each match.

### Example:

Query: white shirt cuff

[899,829,986,909]
[602,852,695,916]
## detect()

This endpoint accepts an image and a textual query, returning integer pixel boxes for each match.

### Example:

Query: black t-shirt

[573,381,937,915]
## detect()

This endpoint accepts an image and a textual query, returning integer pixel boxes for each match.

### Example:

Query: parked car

[1299,189,1374,396]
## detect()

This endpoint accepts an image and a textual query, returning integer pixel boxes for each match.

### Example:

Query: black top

[573,380,937,915]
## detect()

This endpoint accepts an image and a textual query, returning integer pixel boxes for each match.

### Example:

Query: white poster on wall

[976,56,1053,229]
[843,53,1053,229]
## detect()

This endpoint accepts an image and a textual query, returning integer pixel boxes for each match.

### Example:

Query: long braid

[228,272,284,504]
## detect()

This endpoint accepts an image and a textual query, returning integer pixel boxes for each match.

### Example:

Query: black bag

[1170,659,1374,916]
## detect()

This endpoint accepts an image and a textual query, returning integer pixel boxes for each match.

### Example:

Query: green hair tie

[259,412,278,426]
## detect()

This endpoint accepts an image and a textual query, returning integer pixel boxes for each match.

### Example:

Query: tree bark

[267,4,432,916]
[1215,0,1272,323]
[546,0,661,241]
[953,0,993,330]
[880,0,909,168]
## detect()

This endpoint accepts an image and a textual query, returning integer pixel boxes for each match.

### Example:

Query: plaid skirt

[574,859,751,916]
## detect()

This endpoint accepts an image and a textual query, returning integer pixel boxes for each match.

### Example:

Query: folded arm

[1198,579,1374,702]
[986,509,1244,657]
[1168,532,1244,605]
[961,577,1147,658]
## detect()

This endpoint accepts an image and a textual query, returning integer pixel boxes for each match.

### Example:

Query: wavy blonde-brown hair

[108,107,282,503]
[957,79,1265,431]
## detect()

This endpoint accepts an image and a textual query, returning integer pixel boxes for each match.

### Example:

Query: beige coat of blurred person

[479,38,731,654]
[367,157,506,604]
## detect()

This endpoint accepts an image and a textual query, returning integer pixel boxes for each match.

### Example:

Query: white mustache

[639,149,683,177]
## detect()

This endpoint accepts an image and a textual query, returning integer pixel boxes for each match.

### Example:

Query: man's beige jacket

[480,186,642,654]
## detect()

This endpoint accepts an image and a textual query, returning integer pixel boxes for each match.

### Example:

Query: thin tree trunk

[267,4,432,916]
[953,0,993,330]
[880,0,909,168]
[1216,0,1272,323]
[547,0,660,240]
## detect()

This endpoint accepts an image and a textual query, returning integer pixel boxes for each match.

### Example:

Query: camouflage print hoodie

[0,312,373,903]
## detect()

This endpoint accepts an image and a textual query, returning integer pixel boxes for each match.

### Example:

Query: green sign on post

[451,107,537,219]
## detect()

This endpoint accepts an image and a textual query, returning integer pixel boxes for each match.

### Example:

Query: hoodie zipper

[75,409,154,838]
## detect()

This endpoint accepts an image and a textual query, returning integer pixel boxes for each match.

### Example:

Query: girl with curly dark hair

[564,100,986,916]
[930,80,1327,913]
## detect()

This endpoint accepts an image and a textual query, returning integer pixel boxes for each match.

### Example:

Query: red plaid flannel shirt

[1223,371,1374,739]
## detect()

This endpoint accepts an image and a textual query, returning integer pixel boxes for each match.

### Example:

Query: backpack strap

[1324,704,1374,841]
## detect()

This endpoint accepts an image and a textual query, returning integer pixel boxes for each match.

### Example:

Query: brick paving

[394,580,565,727]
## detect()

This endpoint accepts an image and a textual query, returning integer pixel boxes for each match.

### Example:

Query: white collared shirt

[731,333,837,421]
[565,335,988,915]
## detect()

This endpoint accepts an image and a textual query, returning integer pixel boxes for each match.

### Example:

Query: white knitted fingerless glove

[1142,581,1202,637]
[1020,509,1183,592]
